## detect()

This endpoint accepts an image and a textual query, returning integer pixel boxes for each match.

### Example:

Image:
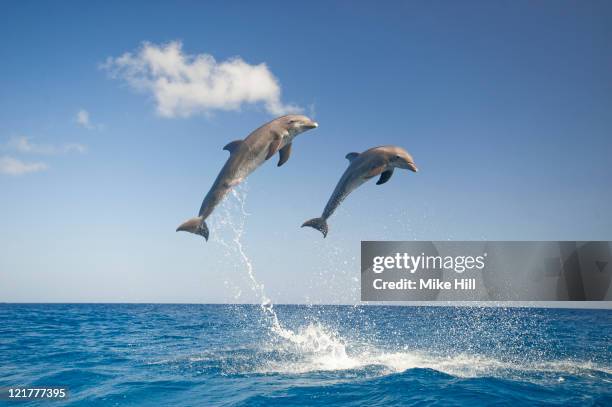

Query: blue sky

[1,1,611,303]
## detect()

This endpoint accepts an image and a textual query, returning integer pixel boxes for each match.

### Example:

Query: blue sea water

[0,304,610,406]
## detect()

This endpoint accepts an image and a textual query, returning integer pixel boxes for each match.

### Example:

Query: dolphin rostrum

[177,115,318,241]
[302,145,417,238]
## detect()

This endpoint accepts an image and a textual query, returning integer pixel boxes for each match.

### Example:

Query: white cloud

[76,109,93,129]
[0,156,47,175]
[102,41,301,117]
[7,136,86,155]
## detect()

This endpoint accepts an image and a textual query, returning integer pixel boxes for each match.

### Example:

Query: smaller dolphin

[302,145,418,237]
[177,115,318,241]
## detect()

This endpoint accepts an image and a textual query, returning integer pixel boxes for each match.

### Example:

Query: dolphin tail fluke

[176,216,209,241]
[301,217,328,238]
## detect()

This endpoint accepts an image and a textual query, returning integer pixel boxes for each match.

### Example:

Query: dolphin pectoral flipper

[277,143,292,167]
[346,152,360,162]
[223,140,243,154]
[265,133,283,160]
[376,169,394,185]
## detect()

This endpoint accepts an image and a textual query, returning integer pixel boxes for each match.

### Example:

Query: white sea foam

[253,321,612,380]
[262,332,611,380]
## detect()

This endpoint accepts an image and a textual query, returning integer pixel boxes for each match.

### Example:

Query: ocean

[0,303,610,406]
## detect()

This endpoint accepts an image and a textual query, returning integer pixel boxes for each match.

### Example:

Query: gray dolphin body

[302,145,418,237]
[177,115,318,241]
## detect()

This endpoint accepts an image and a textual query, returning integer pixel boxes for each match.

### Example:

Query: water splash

[202,187,610,385]
[257,344,612,379]
[209,184,313,341]
[206,185,380,369]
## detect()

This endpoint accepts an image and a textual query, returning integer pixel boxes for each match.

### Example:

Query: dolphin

[302,145,417,237]
[177,115,318,241]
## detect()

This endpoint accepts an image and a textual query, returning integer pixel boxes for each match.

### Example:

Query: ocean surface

[0,304,610,406]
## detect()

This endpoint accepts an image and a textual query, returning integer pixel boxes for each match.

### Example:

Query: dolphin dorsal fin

[223,140,243,154]
[345,152,360,162]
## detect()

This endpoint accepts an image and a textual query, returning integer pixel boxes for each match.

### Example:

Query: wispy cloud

[76,109,93,129]
[102,41,301,118]
[0,156,47,175]
[0,136,86,176]
[7,136,86,155]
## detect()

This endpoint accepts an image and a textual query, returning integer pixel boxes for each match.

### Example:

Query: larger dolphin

[177,115,318,241]
[302,145,417,238]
